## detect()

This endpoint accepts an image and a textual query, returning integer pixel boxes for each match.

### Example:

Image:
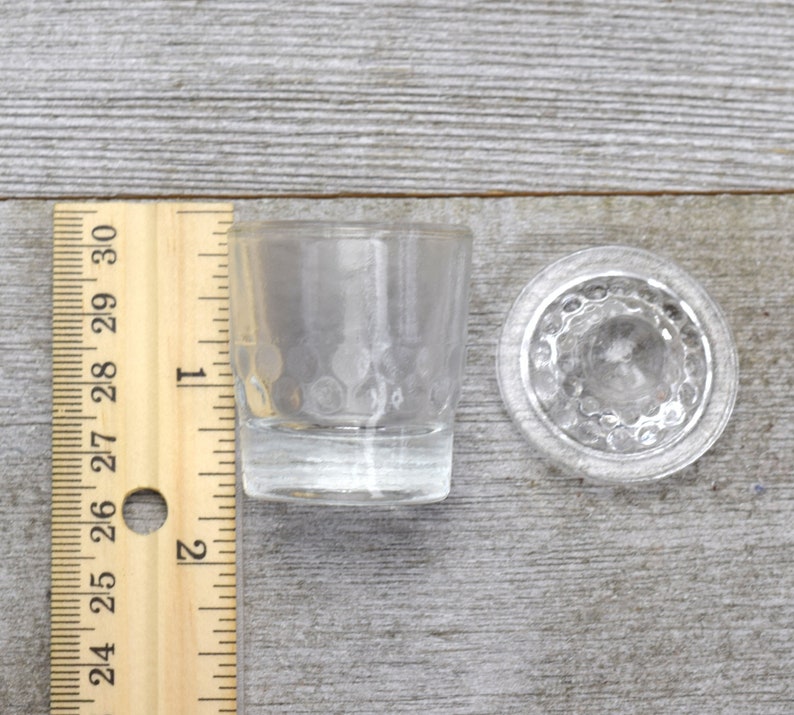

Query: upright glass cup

[229,221,473,505]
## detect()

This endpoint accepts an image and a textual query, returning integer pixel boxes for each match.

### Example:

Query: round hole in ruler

[122,488,168,535]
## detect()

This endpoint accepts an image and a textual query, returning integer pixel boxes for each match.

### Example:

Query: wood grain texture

[1,1,794,196]
[2,196,792,713]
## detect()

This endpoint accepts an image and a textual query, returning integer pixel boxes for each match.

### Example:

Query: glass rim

[229,220,473,242]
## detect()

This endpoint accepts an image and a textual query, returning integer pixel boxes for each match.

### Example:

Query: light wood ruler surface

[51,203,237,714]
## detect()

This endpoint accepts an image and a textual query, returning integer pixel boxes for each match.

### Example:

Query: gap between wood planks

[3,188,794,202]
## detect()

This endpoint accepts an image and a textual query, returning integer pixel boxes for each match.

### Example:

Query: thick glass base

[239,420,453,505]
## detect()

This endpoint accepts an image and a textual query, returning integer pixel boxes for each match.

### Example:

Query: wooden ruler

[51,203,237,715]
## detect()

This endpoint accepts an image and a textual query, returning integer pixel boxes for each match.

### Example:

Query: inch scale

[51,203,237,715]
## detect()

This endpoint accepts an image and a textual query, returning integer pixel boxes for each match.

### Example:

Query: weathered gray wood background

[1,2,793,714]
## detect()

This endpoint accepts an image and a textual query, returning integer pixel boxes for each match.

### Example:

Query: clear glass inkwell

[497,246,738,483]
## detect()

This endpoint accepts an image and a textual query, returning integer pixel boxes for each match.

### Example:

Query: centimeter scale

[51,203,238,714]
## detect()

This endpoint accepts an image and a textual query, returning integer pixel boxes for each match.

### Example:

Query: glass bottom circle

[528,274,711,455]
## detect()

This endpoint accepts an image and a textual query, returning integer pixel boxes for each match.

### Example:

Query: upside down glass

[229,221,473,505]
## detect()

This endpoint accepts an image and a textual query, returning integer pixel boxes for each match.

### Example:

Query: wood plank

[2,196,792,712]
[0,2,794,195]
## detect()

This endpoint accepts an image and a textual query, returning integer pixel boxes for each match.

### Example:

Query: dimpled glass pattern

[527,275,711,454]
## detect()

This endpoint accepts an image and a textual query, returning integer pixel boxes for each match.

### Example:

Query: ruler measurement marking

[176,209,230,214]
